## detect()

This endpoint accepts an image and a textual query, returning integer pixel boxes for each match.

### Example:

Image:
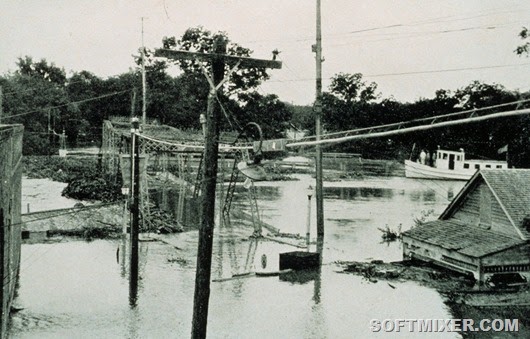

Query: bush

[62,177,122,202]
[23,156,122,202]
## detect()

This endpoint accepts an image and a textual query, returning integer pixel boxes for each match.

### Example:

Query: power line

[3,89,131,120]
[2,78,95,97]
[240,6,530,45]
[267,62,530,83]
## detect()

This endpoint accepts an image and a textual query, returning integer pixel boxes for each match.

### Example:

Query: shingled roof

[481,169,530,239]
[440,169,530,240]
[404,220,525,258]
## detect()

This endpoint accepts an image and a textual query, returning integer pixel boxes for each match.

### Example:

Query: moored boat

[405,148,508,180]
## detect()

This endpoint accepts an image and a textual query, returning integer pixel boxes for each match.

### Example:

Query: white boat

[405,148,508,180]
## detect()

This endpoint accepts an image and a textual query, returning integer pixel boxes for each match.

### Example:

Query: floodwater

[10,175,465,338]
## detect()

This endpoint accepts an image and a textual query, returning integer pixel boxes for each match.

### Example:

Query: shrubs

[62,176,122,202]
[23,156,122,202]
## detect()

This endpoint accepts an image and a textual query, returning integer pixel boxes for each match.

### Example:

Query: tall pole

[153,39,281,339]
[315,0,324,237]
[129,117,140,306]
[0,86,3,124]
[191,35,226,339]
[306,186,313,249]
[141,17,147,127]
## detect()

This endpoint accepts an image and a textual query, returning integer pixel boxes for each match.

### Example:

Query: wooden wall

[0,125,23,338]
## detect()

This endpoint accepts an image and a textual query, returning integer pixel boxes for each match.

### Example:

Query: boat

[405,148,508,180]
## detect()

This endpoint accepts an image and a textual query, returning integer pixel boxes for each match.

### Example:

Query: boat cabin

[435,149,507,172]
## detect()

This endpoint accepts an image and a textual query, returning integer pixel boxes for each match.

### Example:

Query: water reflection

[324,186,394,200]
[11,175,467,338]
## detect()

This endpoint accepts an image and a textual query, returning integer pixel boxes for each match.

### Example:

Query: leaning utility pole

[155,38,281,339]
[314,0,325,237]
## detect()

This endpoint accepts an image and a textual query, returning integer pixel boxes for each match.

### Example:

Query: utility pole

[155,38,281,339]
[0,86,3,124]
[131,88,137,118]
[129,117,140,306]
[141,17,147,126]
[314,0,324,237]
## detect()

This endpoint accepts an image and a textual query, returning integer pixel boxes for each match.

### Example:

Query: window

[443,153,448,159]
[475,164,480,169]
[464,163,470,169]
[496,165,502,169]
[457,156,461,161]
[486,165,491,168]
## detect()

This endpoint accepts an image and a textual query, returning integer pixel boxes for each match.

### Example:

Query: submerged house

[402,169,530,284]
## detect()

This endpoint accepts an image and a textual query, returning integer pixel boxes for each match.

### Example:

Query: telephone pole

[155,38,281,339]
[141,17,147,126]
[129,117,140,306]
[0,86,3,124]
[315,0,324,237]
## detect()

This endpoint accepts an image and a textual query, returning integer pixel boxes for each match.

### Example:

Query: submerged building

[402,169,530,285]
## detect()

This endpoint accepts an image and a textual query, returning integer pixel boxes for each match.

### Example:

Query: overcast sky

[2,0,530,105]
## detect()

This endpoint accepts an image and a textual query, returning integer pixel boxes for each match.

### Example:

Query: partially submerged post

[155,36,281,339]
[314,0,324,240]
[306,185,313,249]
[193,36,226,338]
[279,185,320,271]
[129,117,140,306]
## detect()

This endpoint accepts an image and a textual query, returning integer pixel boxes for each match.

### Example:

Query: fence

[0,124,23,338]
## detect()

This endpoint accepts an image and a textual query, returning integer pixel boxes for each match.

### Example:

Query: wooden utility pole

[0,86,3,124]
[155,37,281,339]
[193,36,225,339]
[129,117,140,306]
[314,0,325,237]
[141,18,147,126]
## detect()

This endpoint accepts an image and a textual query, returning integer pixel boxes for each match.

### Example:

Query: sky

[2,0,530,105]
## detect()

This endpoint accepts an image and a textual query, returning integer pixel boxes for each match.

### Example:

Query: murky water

[10,175,464,338]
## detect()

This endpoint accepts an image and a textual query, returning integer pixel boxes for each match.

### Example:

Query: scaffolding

[100,119,252,231]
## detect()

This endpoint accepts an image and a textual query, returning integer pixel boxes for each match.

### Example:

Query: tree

[236,92,293,138]
[161,26,270,96]
[328,72,379,103]
[16,56,67,85]
[66,71,107,144]
[2,57,75,154]
[515,27,530,56]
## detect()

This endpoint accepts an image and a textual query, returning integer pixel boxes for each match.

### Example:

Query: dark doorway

[449,154,455,170]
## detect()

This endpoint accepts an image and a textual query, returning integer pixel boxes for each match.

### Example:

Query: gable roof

[403,220,526,258]
[440,169,530,239]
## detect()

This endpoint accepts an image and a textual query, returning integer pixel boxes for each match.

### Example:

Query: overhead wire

[266,62,530,83]
[2,89,132,120]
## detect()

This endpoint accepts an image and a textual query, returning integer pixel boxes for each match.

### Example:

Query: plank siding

[452,182,519,238]
[482,244,530,266]
[452,185,481,226]
[489,200,518,237]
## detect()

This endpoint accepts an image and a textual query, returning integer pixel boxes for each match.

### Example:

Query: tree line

[2,25,530,167]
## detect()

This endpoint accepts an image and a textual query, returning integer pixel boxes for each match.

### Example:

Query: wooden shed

[402,169,530,284]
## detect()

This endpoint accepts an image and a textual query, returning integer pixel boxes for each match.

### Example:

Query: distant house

[402,169,530,285]
[285,127,307,141]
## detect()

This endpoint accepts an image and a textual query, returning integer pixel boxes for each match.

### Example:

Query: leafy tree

[161,26,270,96]
[515,27,530,56]
[328,72,379,103]
[236,92,293,138]
[66,71,107,144]
[2,57,76,154]
[16,56,67,85]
